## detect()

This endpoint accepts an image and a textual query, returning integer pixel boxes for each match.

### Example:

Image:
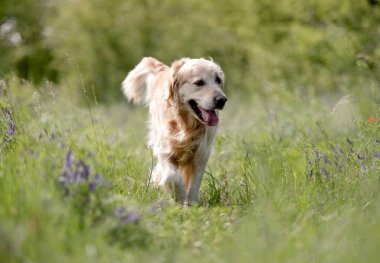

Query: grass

[0,77,379,263]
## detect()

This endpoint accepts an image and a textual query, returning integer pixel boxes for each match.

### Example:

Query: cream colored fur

[122,57,226,205]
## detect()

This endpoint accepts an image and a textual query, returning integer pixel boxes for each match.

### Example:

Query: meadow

[1,76,379,262]
[1,0,380,262]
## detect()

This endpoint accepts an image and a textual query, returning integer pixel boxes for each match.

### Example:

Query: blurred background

[0,0,379,102]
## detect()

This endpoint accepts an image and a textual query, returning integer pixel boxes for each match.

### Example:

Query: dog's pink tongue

[199,107,219,126]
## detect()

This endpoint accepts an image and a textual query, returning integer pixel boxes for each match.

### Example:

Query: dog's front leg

[183,159,208,205]
[157,158,186,203]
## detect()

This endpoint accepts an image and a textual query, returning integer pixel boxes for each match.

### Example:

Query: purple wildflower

[314,150,320,161]
[357,153,365,161]
[321,153,330,164]
[361,163,368,172]
[320,166,329,178]
[121,211,140,224]
[114,206,140,225]
[114,206,126,217]
[3,107,16,140]
[319,153,329,178]
[64,151,74,172]
[373,153,380,160]
[349,147,354,154]
[59,151,105,195]
[89,173,103,191]
[3,108,11,119]
[77,160,90,181]
[5,121,15,136]
[148,200,166,213]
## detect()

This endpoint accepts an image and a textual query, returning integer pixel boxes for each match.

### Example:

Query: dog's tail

[122,57,168,105]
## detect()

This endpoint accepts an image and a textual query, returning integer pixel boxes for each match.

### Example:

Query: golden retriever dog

[122,57,227,205]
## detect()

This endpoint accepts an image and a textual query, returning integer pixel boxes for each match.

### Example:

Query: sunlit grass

[0,78,379,262]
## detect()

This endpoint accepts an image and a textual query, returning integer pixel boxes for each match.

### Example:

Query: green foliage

[48,0,380,100]
[0,0,58,83]
[1,0,380,101]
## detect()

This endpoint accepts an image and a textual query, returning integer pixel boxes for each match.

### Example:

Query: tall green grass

[1,76,379,262]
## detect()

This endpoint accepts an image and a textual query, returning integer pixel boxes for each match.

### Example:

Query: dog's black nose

[214,95,227,110]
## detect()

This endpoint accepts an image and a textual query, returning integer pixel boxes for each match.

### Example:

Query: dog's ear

[165,58,188,102]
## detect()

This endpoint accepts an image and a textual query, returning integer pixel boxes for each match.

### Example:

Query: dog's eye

[215,76,222,85]
[194,80,205,86]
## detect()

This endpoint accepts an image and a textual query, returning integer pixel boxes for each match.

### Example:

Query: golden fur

[122,57,227,204]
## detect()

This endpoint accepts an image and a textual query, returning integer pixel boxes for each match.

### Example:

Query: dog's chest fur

[166,108,215,166]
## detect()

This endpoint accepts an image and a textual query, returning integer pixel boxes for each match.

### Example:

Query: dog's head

[166,58,227,126]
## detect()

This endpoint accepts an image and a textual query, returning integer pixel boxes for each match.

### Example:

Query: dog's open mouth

[189,100,219,126]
